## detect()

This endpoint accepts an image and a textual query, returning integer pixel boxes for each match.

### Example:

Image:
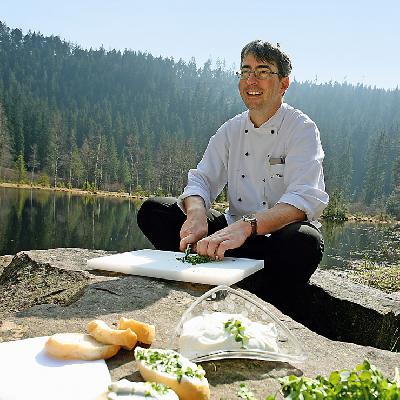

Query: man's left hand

[195,220,252,260]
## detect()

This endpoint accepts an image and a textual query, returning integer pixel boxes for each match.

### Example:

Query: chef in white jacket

[138,40,329,304]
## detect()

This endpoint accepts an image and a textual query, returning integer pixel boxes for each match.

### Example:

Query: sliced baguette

[118,317,155,345]
[87,319,138,350]
[134,347,210,400]
[45,333,120,360]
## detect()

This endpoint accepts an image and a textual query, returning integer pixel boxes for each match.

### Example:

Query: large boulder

[304,269,399,351]
[0,249,399,399]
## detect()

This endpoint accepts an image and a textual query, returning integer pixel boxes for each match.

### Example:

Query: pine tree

[386,186,400,218]
[47,111,65,187]
[15,153,27,183]
[70,147,84,188]
[104,137,119,188]
[125,133,140,192]
[0,102,13,180]
[93,133,104,190]
[28,143,40,185]
[119,155,131,192]
[1,19,400,211]
[386,140,400,218]
[80,137,93,184]
[363,132,390,206]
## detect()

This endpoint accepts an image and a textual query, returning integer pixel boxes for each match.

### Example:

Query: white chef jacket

[178,102,329,225]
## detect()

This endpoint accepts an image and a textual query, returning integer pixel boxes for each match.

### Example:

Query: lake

[0,187,399,270]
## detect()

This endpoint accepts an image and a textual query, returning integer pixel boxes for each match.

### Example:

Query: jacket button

[262,178,266,182]
[271,129,275,134]
[245,152,249,156]
[262,201,266,205]
[238,198,242,202]
[244,129,248,133]
[241,174,245,178]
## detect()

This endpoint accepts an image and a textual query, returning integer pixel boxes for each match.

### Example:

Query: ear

[280,76,290,96]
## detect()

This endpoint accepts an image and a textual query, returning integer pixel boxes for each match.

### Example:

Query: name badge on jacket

[268,156,286,165]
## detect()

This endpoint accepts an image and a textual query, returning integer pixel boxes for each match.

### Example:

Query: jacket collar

[245,103,287,134]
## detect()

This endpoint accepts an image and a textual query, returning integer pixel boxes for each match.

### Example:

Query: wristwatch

[241,214,257,236]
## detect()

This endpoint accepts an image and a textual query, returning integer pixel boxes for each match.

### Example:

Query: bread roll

[118,317,155,345]
[45,333,120,360]
[134,347,210,400]
[87,319,138,350]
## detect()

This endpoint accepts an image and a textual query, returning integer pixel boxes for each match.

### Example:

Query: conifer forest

[0,21,399,217]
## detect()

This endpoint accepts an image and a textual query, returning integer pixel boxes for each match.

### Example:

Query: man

[137,40,328,304]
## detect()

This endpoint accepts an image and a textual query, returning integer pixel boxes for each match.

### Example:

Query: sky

[1,0,399,90]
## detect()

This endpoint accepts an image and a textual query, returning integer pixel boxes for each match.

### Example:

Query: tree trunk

[54,158,58,188]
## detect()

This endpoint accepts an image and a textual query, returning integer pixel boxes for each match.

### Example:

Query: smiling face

[239,54,289,127]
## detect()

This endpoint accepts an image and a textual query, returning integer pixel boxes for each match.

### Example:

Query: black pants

[137,197,324,307]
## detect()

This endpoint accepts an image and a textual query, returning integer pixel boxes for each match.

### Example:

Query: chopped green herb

[135,348,205,382]
[176,243,214,264]
[224,319,249,348]
[176,253,212,265]
[149,382,169,395]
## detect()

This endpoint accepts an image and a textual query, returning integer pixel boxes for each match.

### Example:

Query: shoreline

[1,182,398,224]
[0,182,146,200]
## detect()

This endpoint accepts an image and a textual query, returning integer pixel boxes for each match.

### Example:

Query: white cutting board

[0,336,111,400]
[87,249,264,286]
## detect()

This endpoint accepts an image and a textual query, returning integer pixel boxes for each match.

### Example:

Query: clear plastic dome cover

[169,285,306,363]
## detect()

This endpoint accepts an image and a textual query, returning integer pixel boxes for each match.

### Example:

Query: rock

[0,254,13,275]
[0,252,89,314]
[286,269,400,352]
[0,248,399,400]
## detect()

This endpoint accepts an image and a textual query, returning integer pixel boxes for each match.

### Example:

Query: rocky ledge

[0,248,399,399]
[278,269,400,352]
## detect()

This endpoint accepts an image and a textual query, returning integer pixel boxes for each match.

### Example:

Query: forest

[0,21,399,218]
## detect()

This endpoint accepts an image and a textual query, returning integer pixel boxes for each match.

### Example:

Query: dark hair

[241,40,292,77]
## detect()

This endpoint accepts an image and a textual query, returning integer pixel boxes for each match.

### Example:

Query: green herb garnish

[228,362,400,400]
[270,360,400,399]
[176,246,213,265]
[108,380,170,398]
[144,382,169,396]
[224,319,249,348]
[237,383,258,400]
[180,254,212,265]
[224,361,400,400]
[135,348,205,382]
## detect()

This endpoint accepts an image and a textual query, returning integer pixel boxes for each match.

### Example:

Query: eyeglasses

[236,68,279,80]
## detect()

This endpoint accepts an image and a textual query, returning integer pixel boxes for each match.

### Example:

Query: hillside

[0,21,399,214]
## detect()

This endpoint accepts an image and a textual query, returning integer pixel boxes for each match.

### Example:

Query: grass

[349,260,400,293]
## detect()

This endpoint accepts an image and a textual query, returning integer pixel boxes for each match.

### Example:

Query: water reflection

[1,187,399,271]
[0,187,152,255]
[321,220,400,269]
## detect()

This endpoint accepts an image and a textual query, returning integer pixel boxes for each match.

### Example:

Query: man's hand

[196,220,252,260]
[179,211,208,252]
[179,196,208,252]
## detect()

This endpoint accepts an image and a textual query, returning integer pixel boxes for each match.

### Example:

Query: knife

[184,244,193,260]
